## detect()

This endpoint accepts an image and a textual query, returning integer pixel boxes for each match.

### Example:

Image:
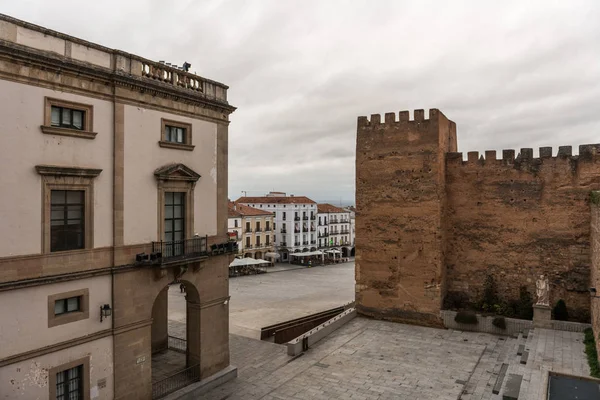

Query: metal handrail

[152,364,200,399]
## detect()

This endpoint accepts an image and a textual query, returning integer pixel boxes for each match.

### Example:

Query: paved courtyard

[164,264,591,399]
[168,261,355,339]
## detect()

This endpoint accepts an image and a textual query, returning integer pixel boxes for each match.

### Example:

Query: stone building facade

[0,14,235,400]
[231,202,275,259]
[356,108,600,328]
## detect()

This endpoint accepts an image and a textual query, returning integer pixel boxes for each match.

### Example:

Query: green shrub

[455,311,478,325]
[515,286,534,320]
[492,316,507,329]
[583,328,600,378]
[443,291,469,310]
[553,299,569,321]
[481,275,498,310]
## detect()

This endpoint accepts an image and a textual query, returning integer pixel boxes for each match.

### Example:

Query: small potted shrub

[492,316,506,329]
[455,311,478,324]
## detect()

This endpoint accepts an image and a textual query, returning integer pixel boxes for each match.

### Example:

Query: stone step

[502,373,523,400]
[493,363,509,395]
[517,344,525,356]
[520,350,529,365]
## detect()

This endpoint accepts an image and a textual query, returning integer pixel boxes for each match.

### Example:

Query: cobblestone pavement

[194,318,588,400]
[167,262,355,339]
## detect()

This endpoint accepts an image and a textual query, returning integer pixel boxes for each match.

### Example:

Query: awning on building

[265,252,280,260]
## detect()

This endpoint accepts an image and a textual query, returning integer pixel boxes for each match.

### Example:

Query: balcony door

[165,192,185,256]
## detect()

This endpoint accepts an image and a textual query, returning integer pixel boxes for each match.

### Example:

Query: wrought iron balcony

[280,229,287,233]
[294,242,301,246]
[310,215,316,220]
[151,237,208,264]
[310,226,316,231]
[280,242,288,247]
[245,228,252,233]
[294,216,300,221]
[302,241,308,245]
[294,228,301,233]
[255,228,262,232]
[302,215,308,220]
[310,240,316,245]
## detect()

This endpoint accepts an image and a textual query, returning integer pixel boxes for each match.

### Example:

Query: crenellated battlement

[446,144,600,171]
[357,108,444,128]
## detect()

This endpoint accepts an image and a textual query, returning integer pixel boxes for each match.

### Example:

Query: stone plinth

[533,304,552,329]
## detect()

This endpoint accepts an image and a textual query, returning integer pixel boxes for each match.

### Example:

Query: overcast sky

[2,1,599,204]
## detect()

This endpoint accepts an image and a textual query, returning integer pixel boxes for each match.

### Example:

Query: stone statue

[535,274,550,306]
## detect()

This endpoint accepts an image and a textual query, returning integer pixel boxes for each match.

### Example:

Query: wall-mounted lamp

[100,304,112,322]
[590,288,599,298]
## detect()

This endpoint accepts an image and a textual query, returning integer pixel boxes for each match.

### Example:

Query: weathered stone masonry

[356,108,600,326]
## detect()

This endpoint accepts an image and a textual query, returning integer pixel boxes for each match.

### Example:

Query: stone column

[186,299,202,367]
[151,287,168,353]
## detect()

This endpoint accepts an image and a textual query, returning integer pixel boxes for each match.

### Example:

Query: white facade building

[228,201,243,252]
[236,192,317,262]
[317,204,354,257]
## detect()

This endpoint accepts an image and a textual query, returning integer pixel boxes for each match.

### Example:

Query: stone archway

[254,251,262,259]
[151,279,202,374]
[342,247,349,257]
[351,247,355,257]
[244,252,252,258]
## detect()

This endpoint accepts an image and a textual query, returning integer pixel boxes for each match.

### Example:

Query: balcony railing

[245,228,252,233]
[255,243,262,248]
[280,242,288,247]
[294,242,301,246]
[310,215,316,220]
[294,228,301,233]
[246,244,253,249]
[302,215,308,220]
[152,364,200,399]
[302,241,308,245]
[294,216,300,221]
[151,237,208,262]
[310,226,316,231]
[255,228,262,232]
[310,240,316,244]
[167,335,186,353]
[280,229,287,233]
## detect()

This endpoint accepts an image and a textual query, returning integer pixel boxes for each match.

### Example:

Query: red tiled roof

[235,196,317,205]
[228,201,242,218]
[234,203,273,217]
[317,203,348,213]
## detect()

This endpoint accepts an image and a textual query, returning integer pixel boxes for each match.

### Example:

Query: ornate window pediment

[154,163,201,183]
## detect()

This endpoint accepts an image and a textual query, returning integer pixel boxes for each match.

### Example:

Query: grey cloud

[3,0,600,203]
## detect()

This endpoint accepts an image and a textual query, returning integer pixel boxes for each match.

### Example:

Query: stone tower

[355,109,456,326]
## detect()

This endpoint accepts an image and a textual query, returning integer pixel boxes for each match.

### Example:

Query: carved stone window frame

[41,97,97,139]
[49,356,91,400]
[48,288,90,328]
[154,164,201,241]
[158,118,195,151]
[36,165,102,254]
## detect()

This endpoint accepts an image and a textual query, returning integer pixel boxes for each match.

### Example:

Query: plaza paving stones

[195,318,589,400]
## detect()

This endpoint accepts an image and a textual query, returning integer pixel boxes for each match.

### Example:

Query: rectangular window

[234,220,238,228]
[165,125,186,143]
[256,222,260,231]
[266,235,270,245]
[164,192,185,256]
[246,222,251,231]
[282,212,286,220]
[246,237,250,246]
[266,221,270,231]
[50,190,85,252]
[55,365,83,400]
[54,296,81,315]
[256,236,260,246]
[51,106,85,130]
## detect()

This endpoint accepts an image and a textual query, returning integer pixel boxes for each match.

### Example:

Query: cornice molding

[35,165,103,178]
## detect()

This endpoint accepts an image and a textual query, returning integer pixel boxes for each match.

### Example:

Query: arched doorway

[302,248,309,252]
[351,247,355,257]
[151,279,201,384]
[310,247,316,252]
[342,247,349,257]
[254,251,262,259]
[244,252,252,258]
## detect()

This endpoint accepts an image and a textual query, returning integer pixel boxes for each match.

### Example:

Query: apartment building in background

[317,204,355,257]
[228,201,243,251]
[0,14,236,400]
[233,203,275,259]
[236,192,317,262]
